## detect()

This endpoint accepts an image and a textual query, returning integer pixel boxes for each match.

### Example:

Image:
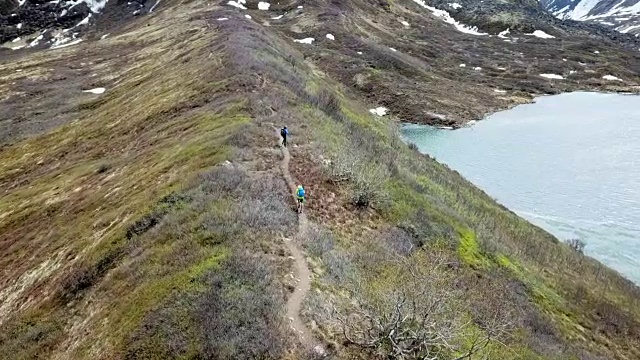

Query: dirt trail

[276,130,325,356]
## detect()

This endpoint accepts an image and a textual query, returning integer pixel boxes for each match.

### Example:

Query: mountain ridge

[541,0,640,35]
[0,0,639,359]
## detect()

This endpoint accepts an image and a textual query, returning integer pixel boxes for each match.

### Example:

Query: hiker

[296,185,305,213]
[280,126,289,147]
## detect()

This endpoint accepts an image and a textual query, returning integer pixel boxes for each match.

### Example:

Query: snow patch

[297,5,302,8]
[567,0,604,20]
[390,47,398,52]
[29,35,44,47]
[528,30,555,39]
[594,50,600,54]
[228,1,246,9]
[620,24,640,33]
[326,33,335,40]
[293,37,314,44]
[100,33,109,39]
[459,63,466,67]
[149,0,161,12]
[401,20,410,27]
[498,28,510,38]
[51,31,83,49]
[217,17,229,21]
[83,87,106,94]
[258,2,270,10]
[569,70,577,74]
[602,75,622,81]
[539,73,564,79]
[357,51,363,55]
[51,39,83,49]
[271,15,283,19]
[494,89,507,93]
[448,3,462,9]
[11,37,21,43]
[411,0,487,36]
[75,14,91,27]
[369,107,388,116]
[244,14,252,19]
[474,67,481,71]
[66,0,108,13]
[16,23,22,30]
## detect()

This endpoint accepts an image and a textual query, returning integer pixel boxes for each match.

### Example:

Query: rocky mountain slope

[0,0,639,359]
[0,0,154,47]
[541,0,640,35]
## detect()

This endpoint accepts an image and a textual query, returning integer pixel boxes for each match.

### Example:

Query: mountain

[541,0,640,35]
[0,0,154,47]
[1,0,639,359]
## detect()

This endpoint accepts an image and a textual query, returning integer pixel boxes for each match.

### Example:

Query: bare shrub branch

[565,238,586,254]
[333,252,512,359]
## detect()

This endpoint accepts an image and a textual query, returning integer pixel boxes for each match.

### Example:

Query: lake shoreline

[402,92,640,284]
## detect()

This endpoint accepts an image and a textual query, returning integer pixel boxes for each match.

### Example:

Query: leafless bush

[197,251,288,359]
[565,238,586,254]
[125,295,194,359]
[312,89,343,122]
[379,227,414,257]
[200,212,242,246]
[408,142,419,152]
[237,193,295,232]
[325,150,359,183]
[350,165,388,209]
[335,254,511,359]
[304,226,336,258]
[323,251,354,285]
[226,124,253,149]
[199,165,247,196]
[57,246,124,303]
[236,174,296,232]
[347,122,388,163]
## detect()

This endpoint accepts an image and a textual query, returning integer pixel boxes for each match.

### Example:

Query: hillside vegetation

[0,0,639,359]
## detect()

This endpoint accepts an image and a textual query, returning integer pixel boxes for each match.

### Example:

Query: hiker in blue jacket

[296,185,305,213]
[280,126,289,147]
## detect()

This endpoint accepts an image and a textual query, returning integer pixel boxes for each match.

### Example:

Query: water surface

[402,92,640,284]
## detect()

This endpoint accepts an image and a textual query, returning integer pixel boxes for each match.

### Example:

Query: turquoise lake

[401,92,640,284]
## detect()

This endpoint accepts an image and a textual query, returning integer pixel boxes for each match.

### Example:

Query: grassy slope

[0,0,638,359]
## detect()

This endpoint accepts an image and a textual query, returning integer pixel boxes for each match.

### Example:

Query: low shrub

[350,166,388,209]
[196,251,289,359]
[304,226,336,258]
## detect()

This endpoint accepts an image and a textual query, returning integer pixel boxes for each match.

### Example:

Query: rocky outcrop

[0,1,91,43]
[0,0,151,46]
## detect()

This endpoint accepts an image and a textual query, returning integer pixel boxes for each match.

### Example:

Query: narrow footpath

[276,130,325,356]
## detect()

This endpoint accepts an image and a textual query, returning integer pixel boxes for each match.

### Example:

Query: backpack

[297,187,305,198]
[281,128,287,137]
